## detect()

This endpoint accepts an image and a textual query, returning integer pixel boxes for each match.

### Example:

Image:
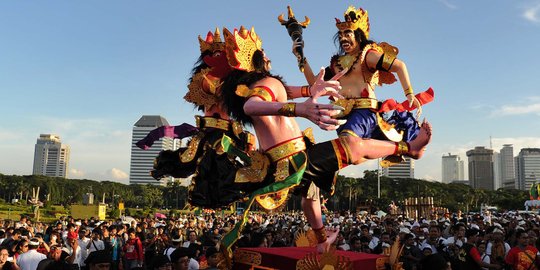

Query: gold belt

[195,116,230,131]
[265,137,306,162]
[349,98,378,109]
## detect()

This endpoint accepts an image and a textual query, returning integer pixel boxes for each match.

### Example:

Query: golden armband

[404,87,414,96]
[301,85,311,97]
[395,141,410,156]
[278,103,296,117]
[313,226,327,244]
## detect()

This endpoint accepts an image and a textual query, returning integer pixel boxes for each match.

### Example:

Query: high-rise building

[466,146,494,190]
[129,115,175,186]
[515,148,540,191]
[492,151,501,190]
[32,134,70,178]
[382,157,414,178]
[500,144,516,189]
[441,153,464,184]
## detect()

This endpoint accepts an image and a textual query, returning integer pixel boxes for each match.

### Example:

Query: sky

[1,0,540,184]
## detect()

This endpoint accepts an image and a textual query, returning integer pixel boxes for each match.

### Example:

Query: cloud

[438,0,458,10]
[106,168,128,181]
[69,168,85,178]
[0,116,131,182]
[523,3,540,23]
[489,97,540,116]
[491,137,540,152]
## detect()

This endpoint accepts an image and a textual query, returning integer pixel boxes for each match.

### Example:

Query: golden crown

[198,27,225,53]
[223,26,263,72]
[335,6,370,39]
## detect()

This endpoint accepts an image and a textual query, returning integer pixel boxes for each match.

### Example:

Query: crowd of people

[0,210,540,270]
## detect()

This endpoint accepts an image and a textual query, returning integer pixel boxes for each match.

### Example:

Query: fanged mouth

[341,41,352,49]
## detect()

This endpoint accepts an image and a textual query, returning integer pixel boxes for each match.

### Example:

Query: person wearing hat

[455,229,501,270]
[486,226,510,267]
[84,250,111,270]
[162,235,182,261]
[16,238,47,270]
[422,225,447,254]
[65,229,82,269]
[401,233,421,270]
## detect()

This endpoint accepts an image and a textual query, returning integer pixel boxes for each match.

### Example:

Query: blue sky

[1,1,540,184]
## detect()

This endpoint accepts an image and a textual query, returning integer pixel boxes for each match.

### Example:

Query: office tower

[492,151,501,190]
[466,146,494,190]
[382,157,414,178]
[500,144,516,189]
[129,115,175,186]
[515,148,540,191]
[441,153,465,184]
[32,134,70,178]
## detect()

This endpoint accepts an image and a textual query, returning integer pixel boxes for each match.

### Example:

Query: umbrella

[155,213,167,219]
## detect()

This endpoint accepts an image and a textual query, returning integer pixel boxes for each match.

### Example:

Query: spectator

[181,232,198,249]
[0,247,16,270]
[149,255,171,270]
[420,254,451,270]
[401,234,422,270]
[87,229,105,255]
[17,238,46,270]
[123,228,143,269]
[505,230,539,270]
[170,248,189,270]
[204,247,219,270]
[36,244,70,270]
[84,250,112,270]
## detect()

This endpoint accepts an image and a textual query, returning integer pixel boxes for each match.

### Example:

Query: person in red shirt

[123,228,143,269]
[506,230,540,270]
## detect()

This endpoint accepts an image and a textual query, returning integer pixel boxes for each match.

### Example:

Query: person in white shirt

[86,229,105,255]
[182,231,199,248]
[77,229,90,268]
[16,238,46,270]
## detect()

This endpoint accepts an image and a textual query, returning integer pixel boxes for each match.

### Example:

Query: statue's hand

[292,38,304,60]
[407,94,422,119]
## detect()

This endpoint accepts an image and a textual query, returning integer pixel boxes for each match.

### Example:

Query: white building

[32,134,70,178]
[493,151,501,190]
[515,148,540,191]
[500,144,516,189]
[382,157,414,179]
[441,153,464,184]
[129,115,176,186]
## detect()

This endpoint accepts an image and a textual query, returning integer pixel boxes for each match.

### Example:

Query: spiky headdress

[223,26,263,72]
[335,6,370,39]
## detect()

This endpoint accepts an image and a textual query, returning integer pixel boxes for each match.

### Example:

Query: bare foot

[316,228,339,253]
[406,119,432,159]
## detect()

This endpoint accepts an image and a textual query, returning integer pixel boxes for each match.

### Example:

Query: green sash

[220,135,307,253]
